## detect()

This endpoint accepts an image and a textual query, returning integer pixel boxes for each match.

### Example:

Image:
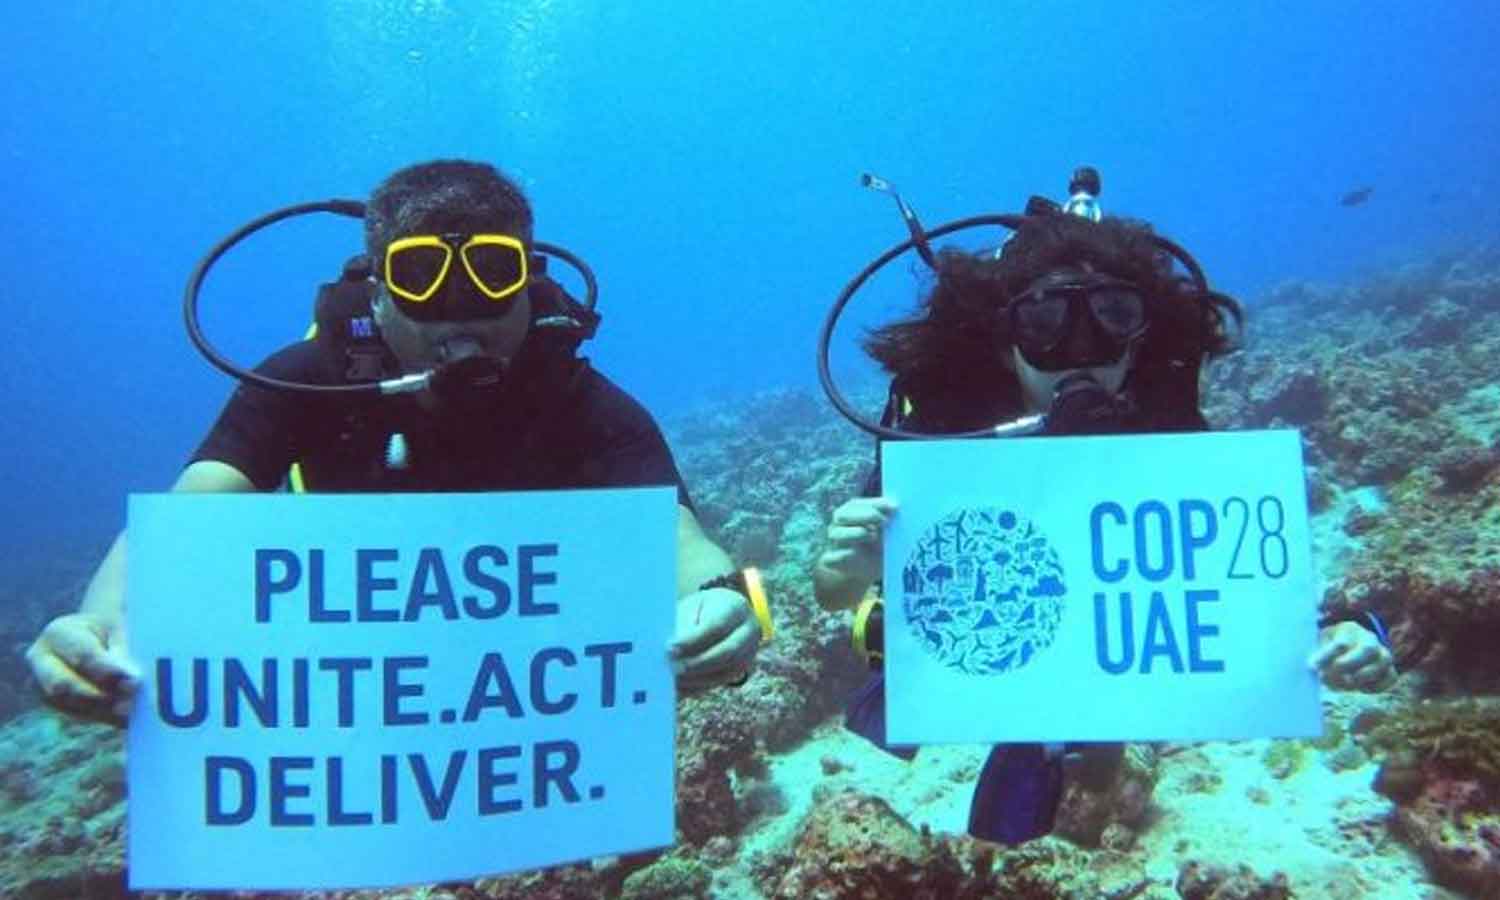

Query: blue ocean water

[1,1,1496,648]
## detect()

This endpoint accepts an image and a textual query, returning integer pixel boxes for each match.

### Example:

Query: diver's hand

[25,612,141,725]
[818,496,898,584]
[671,588,760,691]
[1310,621,1396,692]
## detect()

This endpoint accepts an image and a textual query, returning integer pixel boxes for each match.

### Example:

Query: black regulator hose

[185,200,371,394]
[816,215,1209,442]
[184,199,600,395]
[816,214,1031,442]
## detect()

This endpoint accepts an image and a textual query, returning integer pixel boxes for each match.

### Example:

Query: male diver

[813,168,1396,845]
[28,159,765,721]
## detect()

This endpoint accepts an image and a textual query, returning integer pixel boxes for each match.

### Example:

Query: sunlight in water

[323,0,576,158]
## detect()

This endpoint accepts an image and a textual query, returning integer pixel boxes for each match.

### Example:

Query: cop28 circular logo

[900,508,1066,675]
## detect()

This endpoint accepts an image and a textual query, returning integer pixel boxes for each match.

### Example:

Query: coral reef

[1260,741,1306,780]
[984,836,1164,898]
[1053,743,1158,848]
[1362,699,1500,895]
[1435,443,1500,493]
[675,692,759,843]
[758,787,975,900]
[1174,859,1290,899]
[1388,775,1500,897]
[0,635,33,727]
[619,854,713,900]
[0,713,125,899]
[5,242,1500,897]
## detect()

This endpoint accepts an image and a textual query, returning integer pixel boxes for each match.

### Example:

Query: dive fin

[843,672,918,761]
[966,743,1065,845]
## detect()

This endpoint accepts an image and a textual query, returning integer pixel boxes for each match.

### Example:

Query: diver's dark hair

[365,160,533,258]
[863,214,1243,431]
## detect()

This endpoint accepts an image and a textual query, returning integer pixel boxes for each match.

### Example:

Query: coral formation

[1053,743,1158,847]
[0,713,125,898]
[1361,699,1500,895]
[1259,740,1309,780]
[1175,859,1291,899]
[618,854,712,900]
[4,242,1500,898]
[760,787,973,900]
[1389,775,1500,896]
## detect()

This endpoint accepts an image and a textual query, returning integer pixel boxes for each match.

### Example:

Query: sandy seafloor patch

[711,710,1456,900]
[1133,732,1440,899]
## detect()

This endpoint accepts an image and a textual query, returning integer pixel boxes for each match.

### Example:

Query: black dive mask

[1011,272,1149,372]
[818,169,1210,442]
[1044,374,1140,435]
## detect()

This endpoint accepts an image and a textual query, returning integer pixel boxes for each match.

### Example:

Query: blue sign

[125,488,678,891]
[882,431,1320,744]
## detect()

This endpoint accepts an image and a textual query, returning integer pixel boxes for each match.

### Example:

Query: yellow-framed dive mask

[383,232,529,321]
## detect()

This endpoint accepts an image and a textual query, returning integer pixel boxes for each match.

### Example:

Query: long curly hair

[863,214,1243,432]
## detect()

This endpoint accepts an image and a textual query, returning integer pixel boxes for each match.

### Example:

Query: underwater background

[2,1,1500,897]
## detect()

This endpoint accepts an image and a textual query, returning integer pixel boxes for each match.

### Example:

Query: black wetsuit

[191,340,692,505]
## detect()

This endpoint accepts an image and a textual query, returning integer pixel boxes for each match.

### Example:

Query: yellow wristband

[743,567,774,643]
[852,590,882,662]
[699,568,774,643]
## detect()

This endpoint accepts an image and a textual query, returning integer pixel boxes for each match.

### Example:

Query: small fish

[1340,186,1374,207]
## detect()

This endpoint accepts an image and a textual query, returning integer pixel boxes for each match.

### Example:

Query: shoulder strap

[881,376,915,430]
[311,255,390,382]
[527,267,600,351]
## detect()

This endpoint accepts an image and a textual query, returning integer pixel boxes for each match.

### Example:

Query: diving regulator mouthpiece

[1045,374,1136,435]
[428,336,506,403]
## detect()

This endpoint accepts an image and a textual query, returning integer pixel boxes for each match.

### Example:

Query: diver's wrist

[698,569,774,643]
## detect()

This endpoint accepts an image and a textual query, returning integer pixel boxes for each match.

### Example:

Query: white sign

[882,430,1320,744]
[126,488,677,891]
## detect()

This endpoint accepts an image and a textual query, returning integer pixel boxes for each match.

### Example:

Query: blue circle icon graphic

[900,507,1066,675]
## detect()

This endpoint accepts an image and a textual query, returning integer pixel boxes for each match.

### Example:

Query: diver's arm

[675,504,735,596]
[76,531,127,623]
[27,460,256,723]
[671,505,760,689]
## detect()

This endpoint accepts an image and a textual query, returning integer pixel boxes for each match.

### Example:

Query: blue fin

[843,672,918,761]
[966,743,1064,845]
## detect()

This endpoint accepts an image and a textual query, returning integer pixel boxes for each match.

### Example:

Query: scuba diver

[813,167,1397,846]
[27,159,768,722]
